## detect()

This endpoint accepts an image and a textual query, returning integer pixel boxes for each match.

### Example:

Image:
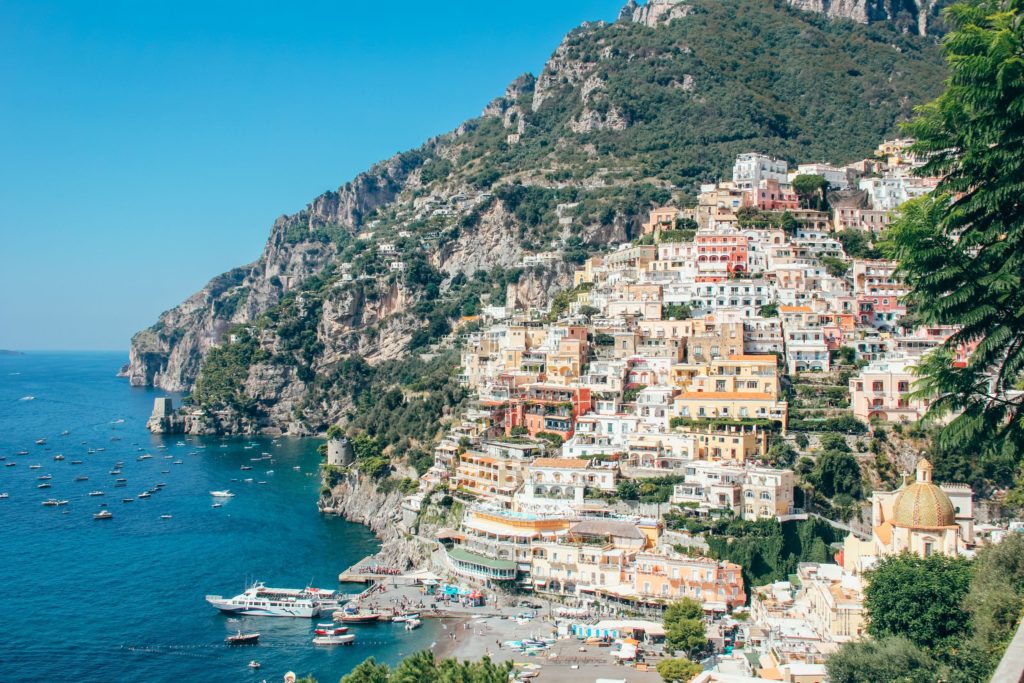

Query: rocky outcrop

[785,0,944,34]
[320,470,434,570]
[620,0,693,27]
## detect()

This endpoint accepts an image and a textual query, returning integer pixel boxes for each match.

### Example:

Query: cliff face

[785,0,946,34]
[129,0,945,436]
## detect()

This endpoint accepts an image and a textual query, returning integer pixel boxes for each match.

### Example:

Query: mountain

[129,0,946,436]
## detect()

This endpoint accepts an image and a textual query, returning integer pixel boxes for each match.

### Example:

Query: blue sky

[0,0,622,351]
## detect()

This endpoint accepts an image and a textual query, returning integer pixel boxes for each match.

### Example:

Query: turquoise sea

[0,352,440,682]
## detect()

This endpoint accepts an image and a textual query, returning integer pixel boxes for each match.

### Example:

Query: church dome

[892,459,956,529]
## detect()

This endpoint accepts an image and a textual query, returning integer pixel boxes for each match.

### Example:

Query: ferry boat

[205,582,324,618]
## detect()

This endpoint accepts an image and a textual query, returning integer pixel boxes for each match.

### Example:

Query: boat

[61,430,70,436]
[94,510,113,520]
[265,470,274,475]
[37,483,51,489]
[206,582,323,618]
[5,462,16,467]
[15,450,29,456]
[293,466,301,471]
[161,470,170,474]
[116,478,127,483]
[38,474,52,480]
[313,633,355,646]
[404,618,422,631]
[314,623,349,636]
[392,613,420,623]
[53,455,64,461]
[163,455,173,460]
[122,498,134,503]
[173,460,182,465]
[137,492,151,499]
[114,482,127,488]
[248,661,261,670]
[243,478,253,483]
[0,493,8,499]
[89,491,104,496]
[109,469,121,475]
[56,500,68,506]
[225,631,260,645]
[75,475,89,481]
[28,464,40,469]
[240,465,252,471]
[36,439,46,445]
[42,499,60,506]
[71,460,83,465]
[334,612,382,624]
[210,490,235,498]
[160,514,172,519]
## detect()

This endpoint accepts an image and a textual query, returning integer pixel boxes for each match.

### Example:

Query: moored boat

[404,618,422,630]
[206,582,323,618]
[314,623,349,636]
[210,490,234,498]
[94,510,113,520]
[312,633,355,646]
[334,611,381,624]
[89,491,104,496]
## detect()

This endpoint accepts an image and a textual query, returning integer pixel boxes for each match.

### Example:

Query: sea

[0,352,441,683]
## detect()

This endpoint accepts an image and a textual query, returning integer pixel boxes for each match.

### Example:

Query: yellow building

[454,451,526,504]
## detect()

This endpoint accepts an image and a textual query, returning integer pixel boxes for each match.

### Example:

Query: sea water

[0,352,439,682]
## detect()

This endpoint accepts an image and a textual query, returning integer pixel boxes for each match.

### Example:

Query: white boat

[94,510,113,520]
[313,633,355,646]
[138,492,151,499]
[404,618,422,630]
[89,491,104,496]
[29,464,40,469]
[160,514,172,519]
[0,492,8,499]
[210,490,235,498]
[205,582,323,618]
[248,661,261,670]
[212,503,222,508]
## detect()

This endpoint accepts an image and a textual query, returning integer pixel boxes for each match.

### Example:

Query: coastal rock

[785,0,944,35]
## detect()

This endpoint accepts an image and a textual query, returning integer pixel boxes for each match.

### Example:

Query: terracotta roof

[779,305,812,313]
[531,458,588,469]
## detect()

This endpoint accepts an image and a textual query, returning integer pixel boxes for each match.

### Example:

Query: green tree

[340,658,391,683]
[663,598,707,657]
[656,658,702,683]
[820,255,850,277]
[758,303,779,318]
[964,533,1024,669]
[792,174,830,211]
[885,0,1024,457]
[826,636,940,683]
[864,553,973,654]
[809,450,862,499]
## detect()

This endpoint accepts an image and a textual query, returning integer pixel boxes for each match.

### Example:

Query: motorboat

[37,483,51,489]
[94,510,113,520]
[210,490,234,498]
[42,499,60,506]
[315,623,349,635]
[212,503,222,508]
[0,493,8,499]
[71,460,83,465]
[28,464,40,469]
[89,491,104,496]
[160,514,172,519]
[36,439,46,445]
[172,460,183,465]
[137,492,151,499]
[109,469,122,475]
[75,475,89,481]
[404,618,422,631]
[313,633,355,646]
[15,450,29,456]
[248,661,261,670]
[240,465,252,471]
[206,582,323,618]
[116,478,127,483]
[38,474,52,481]
[122,498,134,503]
[225,631,260,645]
[53,455,64,461]
[334,611,381,624]
[5,462,16,467]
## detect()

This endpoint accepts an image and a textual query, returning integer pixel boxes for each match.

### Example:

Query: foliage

[788,414,868,434]
[191,327,269,413]
[826,636,941,683]
[663,598,707,657]
[340,652,512,683]
[836,228,880,259]
[884,0,1024,458]
[617,475,686,503]
[662,303,692,320]
[808,446,863,500]
[792,174,830,211]
[533,431,564,448]
[964,533,1024,671]
[758,303,779,318]
[656,658,702,683]
[820,255,850,277]
[864,553,973,655]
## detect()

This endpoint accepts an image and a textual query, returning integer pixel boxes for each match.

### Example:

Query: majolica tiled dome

[892,459,956,529]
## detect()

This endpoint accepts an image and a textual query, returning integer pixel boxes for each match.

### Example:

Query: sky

[0,0,624,351]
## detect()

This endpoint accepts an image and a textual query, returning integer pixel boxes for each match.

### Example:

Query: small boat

[161,470,170,474]
[109,470,121,475]
[172,460,183,465]
[61,430,70,436]
[28,464,40,469]
[122,498,134,503]
[313,633,355,646]
[404,618,422,631]
[137,492,151,499]
[257,481,267,485]
[265,470,274,475]
[163,455,173,460]
[116,478,127,483]
[243,478,253,483]
[37,483,51,489]
[334,612,381,624]
[226,631,260,645]
[210,490,234,498]
[38,474,52,480]
[75,475,89,481]
[293,466,301,471]
[392,613,420,624]
[240,465,252,471]
[42,499,60,506]
[114,482,127,488]
[248,661,261,670]
[71,460,83,465]
[5,462,16,467]
[96,447,105,452]
[212,503,222,508]
[315,624,349,636]
[0,492,8,499]
[155,483,166,488]
[160,514,172,519]
[36,439,46,445]
[89,491,104,496]
[53,455,64,461]
[94,510,113,520]
[139,454,153,461]
[56,500,68,506]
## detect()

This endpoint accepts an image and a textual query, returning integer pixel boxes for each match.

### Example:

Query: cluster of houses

[350,141,999,682]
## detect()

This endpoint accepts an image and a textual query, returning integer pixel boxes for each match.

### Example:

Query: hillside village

[318,138,1018,682]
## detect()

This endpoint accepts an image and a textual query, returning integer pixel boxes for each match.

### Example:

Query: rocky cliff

[129,0,945,436]
[786,0,948,35]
